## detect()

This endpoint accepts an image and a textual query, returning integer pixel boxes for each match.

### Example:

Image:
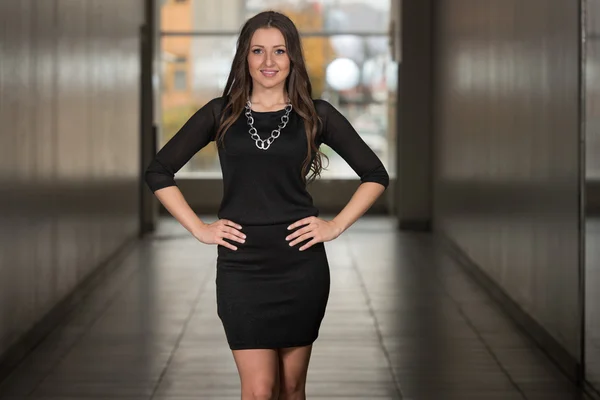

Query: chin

[251,73,288,90]
[259,80,286,90]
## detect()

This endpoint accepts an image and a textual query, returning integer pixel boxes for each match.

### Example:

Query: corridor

[0,217,586,400]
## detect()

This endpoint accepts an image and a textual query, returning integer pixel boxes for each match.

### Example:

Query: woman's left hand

[286,217,344,251]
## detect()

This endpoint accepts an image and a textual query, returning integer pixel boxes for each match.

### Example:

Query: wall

[432,0,581,361]
[0,0,143,360]
[397,0,433,230]
[585,0,600,392]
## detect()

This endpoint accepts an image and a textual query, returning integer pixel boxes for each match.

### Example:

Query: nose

[264,53,275,67]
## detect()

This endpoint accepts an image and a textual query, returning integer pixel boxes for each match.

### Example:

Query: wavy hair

[216,10,327,184]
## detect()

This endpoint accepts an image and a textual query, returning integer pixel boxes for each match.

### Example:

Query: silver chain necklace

[244,100,293,150]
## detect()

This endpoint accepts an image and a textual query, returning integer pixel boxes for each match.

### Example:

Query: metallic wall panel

[397,0,433,228]
[432,1,581,358]
[0,0,143,358]
[585,0,600,391]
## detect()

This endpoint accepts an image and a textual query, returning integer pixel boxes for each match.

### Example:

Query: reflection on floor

[0,216,591,399]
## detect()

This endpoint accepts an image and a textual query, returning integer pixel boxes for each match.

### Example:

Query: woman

[145,10,389,400]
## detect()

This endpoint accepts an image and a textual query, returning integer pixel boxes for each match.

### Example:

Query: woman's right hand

[194,219,246,250]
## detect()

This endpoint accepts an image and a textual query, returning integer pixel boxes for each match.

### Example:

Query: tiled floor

[0,216,591,399]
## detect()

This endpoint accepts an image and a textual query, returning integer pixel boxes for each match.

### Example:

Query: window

[173,70,187,91]
[160,0,397,178]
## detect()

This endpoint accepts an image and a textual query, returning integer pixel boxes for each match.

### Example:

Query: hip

[217,221,326,266]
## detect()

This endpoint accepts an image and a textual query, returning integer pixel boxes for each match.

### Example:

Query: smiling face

[247,27,290,92]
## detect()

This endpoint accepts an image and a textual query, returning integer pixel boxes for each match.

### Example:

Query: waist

[217,207,319,227]
[234,222,298,244]
[218,220,324,255]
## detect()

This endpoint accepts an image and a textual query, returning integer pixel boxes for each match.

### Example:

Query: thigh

[278,345,313,392]
[232,349,280,395]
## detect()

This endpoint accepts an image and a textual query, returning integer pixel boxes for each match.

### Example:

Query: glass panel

[245,0,389,34]
[160,35,239,177]
[318,34,396,178]
[161,0,390,34]
[159,33,396,178]
[160,0,247,32]
[173,70,187,91]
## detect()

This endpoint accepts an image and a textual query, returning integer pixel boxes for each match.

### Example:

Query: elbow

[144,169,158,193]
[144,160,176,193]
[360,165,389,189]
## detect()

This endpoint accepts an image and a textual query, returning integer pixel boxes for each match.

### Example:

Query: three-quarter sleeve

[315,100,390,188]
[144,97,224,193]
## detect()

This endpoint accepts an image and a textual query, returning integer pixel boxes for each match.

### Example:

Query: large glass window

[160,0,396,179]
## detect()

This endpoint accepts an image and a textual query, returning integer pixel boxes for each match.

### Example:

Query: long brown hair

[216,10,327,184]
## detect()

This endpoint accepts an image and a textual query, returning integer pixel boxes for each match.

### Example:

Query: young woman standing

[145,10,389,400]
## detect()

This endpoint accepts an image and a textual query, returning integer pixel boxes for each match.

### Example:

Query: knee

[280,380,305,397]
[243,380,278,400]
[250,389,276,400]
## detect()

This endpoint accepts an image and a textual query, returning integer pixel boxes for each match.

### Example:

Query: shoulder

[312,98,336,118]
[190,96,227,122]
[204,96,228,113]
[312,99,340,141]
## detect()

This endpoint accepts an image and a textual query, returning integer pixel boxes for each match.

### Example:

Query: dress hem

[228,337,318,350]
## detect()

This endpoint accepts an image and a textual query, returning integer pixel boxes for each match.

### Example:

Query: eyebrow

[251,44,286,48]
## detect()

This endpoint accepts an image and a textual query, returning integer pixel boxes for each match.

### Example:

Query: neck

[250,85,288,108]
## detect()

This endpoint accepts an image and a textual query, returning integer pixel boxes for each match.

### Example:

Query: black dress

[145,97,389,350]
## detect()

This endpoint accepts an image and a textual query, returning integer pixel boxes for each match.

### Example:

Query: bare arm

[154,186,208,237]
[331,182,386,234]
[154,186,245,250]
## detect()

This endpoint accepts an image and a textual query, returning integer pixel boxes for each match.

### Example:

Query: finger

[288,216,314,230]
[217,238,237,251]
[290,231,316,247]
[222,219,243,230]
[222,232,245,244]
[223,226,246,239]
[299,238,319,251]
[285,226,311,241]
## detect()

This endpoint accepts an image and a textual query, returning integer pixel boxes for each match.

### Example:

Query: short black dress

[145,97,389,350]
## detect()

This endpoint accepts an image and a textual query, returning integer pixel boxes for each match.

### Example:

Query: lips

[261,70,278,77]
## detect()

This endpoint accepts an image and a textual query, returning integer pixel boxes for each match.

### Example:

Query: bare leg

[232,349,280,400]
[277,345,313,400]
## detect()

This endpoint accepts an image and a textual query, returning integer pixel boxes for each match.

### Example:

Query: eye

[252,48,263,54]
[275,49,286,55]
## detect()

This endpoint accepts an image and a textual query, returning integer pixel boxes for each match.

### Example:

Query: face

[247,27,290,91]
